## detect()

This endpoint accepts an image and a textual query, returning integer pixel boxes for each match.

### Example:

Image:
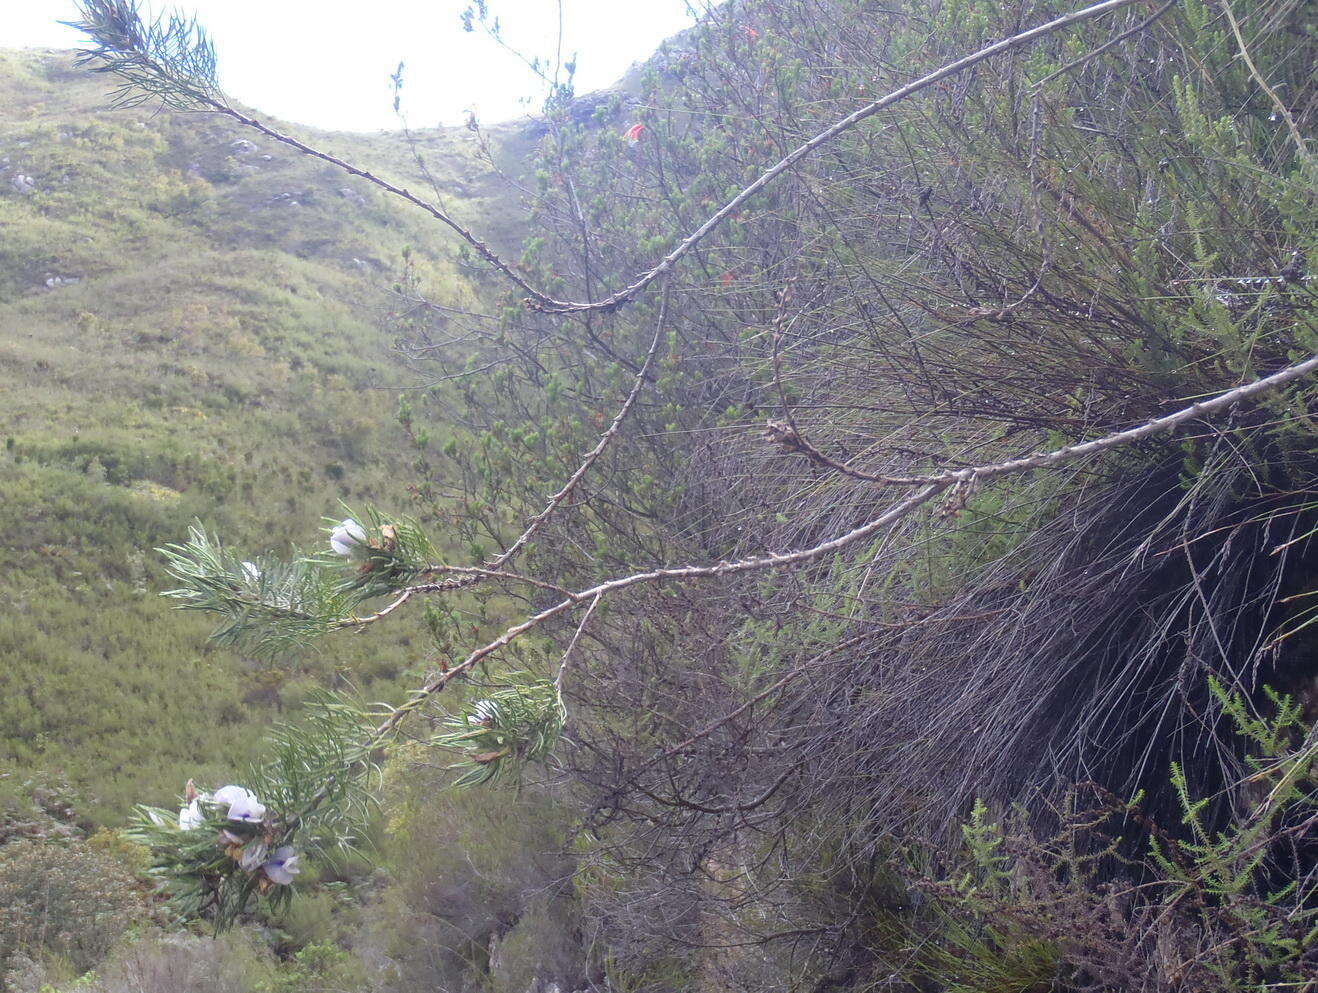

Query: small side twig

[1029,0,1178,92]
[556,592,603,692]
[1217,0,1312,165]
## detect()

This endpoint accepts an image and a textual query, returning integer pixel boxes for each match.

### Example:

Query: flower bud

[329,519,367,558]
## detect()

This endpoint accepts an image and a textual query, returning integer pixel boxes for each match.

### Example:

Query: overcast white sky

[6,0,700,131]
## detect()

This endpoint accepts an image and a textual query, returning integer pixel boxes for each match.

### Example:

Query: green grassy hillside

[0,48,503,819]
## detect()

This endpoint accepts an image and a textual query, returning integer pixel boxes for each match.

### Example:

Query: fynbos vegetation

[2,0,1316,989]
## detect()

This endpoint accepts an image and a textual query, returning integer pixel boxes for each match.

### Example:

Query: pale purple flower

[241,561,261,582]
[263,846,301,886]
[467,699,499,726]
[329,519,367,557]
[178,797,205,830]
[212,784,266,823]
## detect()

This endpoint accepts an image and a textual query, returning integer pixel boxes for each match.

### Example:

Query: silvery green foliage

[143,507,570,928]
[68,0,220,111]
[432,673,568,787]
[128,692,381,930]
[157,508,435,659]
[158,525,350,659]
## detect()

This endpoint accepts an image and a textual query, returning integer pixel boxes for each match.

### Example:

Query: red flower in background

[742,26,759,41]
[624,123,645,145]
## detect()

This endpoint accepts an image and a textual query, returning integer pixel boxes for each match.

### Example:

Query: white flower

[241,561,261,582]
[238,839,268,872]
[178,797,205,830]
[263,846,301,885]
[329,518,367,558]
[467,699,499,726]
[212,784,267,823]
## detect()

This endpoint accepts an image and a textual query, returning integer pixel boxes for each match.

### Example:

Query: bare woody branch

[334,283,670,630]
[769,354,1318,487]
[289,352,1317,830]
[72,0,1147,315]
[526,0,1145,314]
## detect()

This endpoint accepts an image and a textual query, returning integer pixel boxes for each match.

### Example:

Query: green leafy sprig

[158,508,436,658]
[127,691,380,930]
[68,0,220,110]
[315,504,438,600]
[158,525,351,659]
[432,673,568,787]
[126,797,271,929]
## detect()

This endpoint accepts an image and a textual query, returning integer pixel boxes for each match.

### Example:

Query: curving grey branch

[71,0,1146,315]
[288,352,1318,832]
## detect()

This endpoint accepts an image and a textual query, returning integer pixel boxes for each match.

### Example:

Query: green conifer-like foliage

[430,673,567,787]
[66,0,219,110]
[127,692,379,929]
[158,511,437,658]
[135,509,570,923]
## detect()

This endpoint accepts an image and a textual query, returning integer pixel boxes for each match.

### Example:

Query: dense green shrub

[391,0,1318,988]
[0,838,142,982]
[357,757,583,993]
[0,47,486,817]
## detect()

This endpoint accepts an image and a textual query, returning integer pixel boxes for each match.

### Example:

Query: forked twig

[292,354,1318,828]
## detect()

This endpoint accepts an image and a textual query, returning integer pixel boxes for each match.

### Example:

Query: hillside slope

[0,48,509,818]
